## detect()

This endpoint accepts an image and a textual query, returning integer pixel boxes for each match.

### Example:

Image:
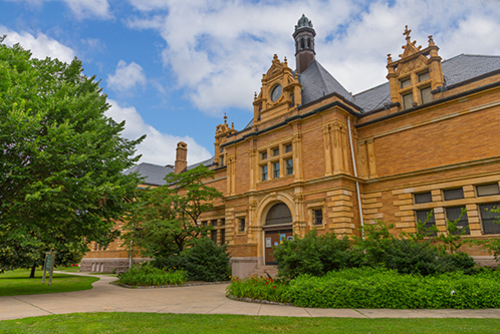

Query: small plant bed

[0,269,99,297]
[227,267,500,309]
[2,312,500,334]
[115,264,187,287]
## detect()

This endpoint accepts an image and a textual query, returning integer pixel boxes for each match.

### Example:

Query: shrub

[285,268,500,309]
[436,252,476,275]
[226,275,288,303]
[117,263,186,286]
[182,237,231,282]
[155,237,231,282]
[273,230,352,278]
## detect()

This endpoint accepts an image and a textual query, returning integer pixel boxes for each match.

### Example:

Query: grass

[56,266,81,273]
[1,313,500,333]
[0,269,99,297]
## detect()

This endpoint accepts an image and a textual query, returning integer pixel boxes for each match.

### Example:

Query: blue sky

[1,0,500,166]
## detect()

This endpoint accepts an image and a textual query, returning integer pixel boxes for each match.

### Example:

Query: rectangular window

[202,221,208,228]
[443,188,464,201]
[446,206,470,235]
[220,147,224,153]
[479,203,500,234]
[477,184,500,197]
[211,230,217,243]
[261,151,267,160]
[418,71,430,82]
[219,155,224,167]
[402,92,414,110]
[285,144,293,153]
[285,158,293,175]
[273,148,280,156]
[420,86,432,104]
[414,192,432,204]
[220,219,225,226]
[415,209,436,236]
[211,219,218,227]
[400,78,412,88]
[313,209,323,225]
[239,218,245,232]
[261,165,268,181]
[273,161,280,178]
[220,229,225,245]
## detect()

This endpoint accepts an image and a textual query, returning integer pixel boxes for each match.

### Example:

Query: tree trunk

[29,263,37,278]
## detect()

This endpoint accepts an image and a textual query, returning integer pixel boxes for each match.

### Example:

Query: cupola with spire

[293,14,316,74]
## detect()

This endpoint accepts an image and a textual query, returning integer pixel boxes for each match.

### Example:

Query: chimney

[174,141,187,174]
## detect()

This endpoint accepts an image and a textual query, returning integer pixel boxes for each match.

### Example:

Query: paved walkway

[1,272,500,321]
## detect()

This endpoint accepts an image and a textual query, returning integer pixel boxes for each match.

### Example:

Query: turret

[293,14,316,74]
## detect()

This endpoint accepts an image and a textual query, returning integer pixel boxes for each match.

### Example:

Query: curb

[226,293,294,307]
[114,281,230,289]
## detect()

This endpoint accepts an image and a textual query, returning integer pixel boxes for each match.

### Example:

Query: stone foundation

[230,257,264,279]
[80,257,149,274]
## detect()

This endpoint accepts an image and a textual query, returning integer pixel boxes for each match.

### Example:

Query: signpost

[41,250,56,286]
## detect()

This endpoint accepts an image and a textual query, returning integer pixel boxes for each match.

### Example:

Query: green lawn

[0,313,499,334]
[56,266,82,273]
[0,269,99,297]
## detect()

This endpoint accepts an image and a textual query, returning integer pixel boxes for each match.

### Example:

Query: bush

[226,267,500,309]
[226,275,288,303]
[117,263,186,286]
[182,237,231,282]
[273,230,352,278]
[293,268,500,309]
[155,237,231,282]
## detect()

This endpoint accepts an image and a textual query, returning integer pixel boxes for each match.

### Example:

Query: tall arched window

[300,38,305,49]
[307,38,311,49]
[266,203,292,226]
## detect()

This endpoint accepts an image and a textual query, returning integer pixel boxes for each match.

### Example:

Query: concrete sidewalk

[1,271,500,321]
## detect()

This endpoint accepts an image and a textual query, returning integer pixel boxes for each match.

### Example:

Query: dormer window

[400,78,412,88]
[420,86,432,104]
[402,92,414,110]
[418,71,430,82]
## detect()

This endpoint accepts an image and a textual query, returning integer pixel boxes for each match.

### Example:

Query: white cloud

[0,25,75,62]
[106,99,212,165]
[126,0,500,114]
[107,60,147,92]
[63,0,112,20]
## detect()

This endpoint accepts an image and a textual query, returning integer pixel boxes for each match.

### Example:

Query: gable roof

[123,162,174,186]
[299,59,354,105]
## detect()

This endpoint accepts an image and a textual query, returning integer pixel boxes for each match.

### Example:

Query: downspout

[347,117,365,240]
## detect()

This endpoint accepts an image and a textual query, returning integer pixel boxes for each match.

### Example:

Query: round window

[270,84,282,102]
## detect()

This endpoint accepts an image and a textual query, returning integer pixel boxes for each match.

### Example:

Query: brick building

[81,16,500,276]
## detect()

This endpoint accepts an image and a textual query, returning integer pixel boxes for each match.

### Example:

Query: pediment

[396,54,428,76]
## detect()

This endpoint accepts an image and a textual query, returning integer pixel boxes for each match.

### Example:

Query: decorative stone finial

[387,54,393,63]
[428,35,435,46]
[224,112,227,124]
[403,25,412,41]
[284,56,288,67]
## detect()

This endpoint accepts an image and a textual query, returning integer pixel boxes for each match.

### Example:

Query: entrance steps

[253,265,278,278]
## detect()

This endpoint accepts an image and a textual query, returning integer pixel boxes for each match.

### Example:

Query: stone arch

[255,192,296,229]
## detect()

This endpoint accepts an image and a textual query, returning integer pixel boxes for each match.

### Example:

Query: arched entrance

[264,203,293,265]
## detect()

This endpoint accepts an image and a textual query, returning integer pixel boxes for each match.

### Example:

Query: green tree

[0,38,144,277]
[122,165,224,263]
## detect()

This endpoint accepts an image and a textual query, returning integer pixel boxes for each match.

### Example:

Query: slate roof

[299,59,354,105]
[353,54,500,112]
[442,54,500,86]
[123,163,174,186]
[186,156,216,170]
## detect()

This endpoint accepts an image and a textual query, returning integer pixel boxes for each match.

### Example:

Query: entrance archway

[264,203,293,265]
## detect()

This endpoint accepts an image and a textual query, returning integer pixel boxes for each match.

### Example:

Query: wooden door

[264,228,293,265]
